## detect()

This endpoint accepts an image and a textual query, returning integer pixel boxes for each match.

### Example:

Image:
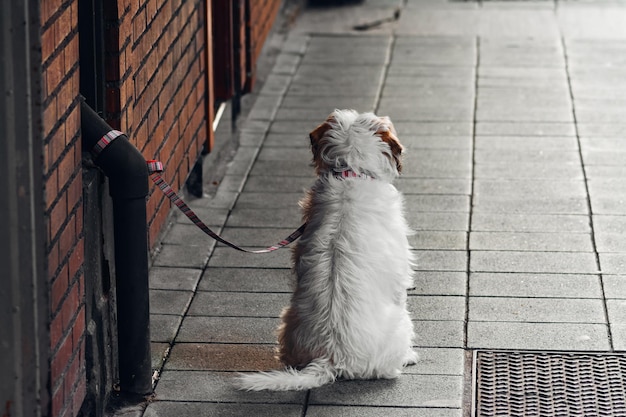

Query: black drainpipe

[80,101,153,397]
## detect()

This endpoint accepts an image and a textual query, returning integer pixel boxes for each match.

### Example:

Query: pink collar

[333,169,374,180]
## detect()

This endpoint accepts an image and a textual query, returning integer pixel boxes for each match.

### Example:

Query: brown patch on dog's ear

[378,126,403,173]
[309,116,334,173]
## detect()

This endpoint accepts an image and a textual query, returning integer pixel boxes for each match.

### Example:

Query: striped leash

[93,130,305,254]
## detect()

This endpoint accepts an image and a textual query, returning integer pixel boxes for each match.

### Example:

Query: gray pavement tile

[413,320,465,348]
[177,316,280,343]
[212,174,247,193]
[469,297,606,324]
[164,343,282,371]
[218,227,304,249]
[594,232,626,253]
[476,107,573,123]
[469,231,593,252]
[306,406,462,417]
[409,231,467,250]
[583,150,626,166]
[612,324,626,351]
[404,348,465,376]
[475,122,576,136]
[238,119,270,134]
[247,95,282,121]
[576,123,626,138]
[480,38,564,68]
[151,314,183,343]
[474,161,584,180]
[408,295,466,321]
[593,215,626,235]
[232,193,303,209]
[269,120,335,134]
[469,273,603,299]
[410,272,467,296]
[154,370,305,403]
[467,322,610,351]
[400,136,472,150]
[470,251,599,274]
[402,150,472,178]
[198,268,292,293]
[377,105,474,122]
[145,402,303,417]
[187,291,289,317]
[162,223,222,247]
[575,108,626,124]
[248,160,314,177]
[396,178,471,195]
[186,190,239,210]
[394,121,473,136]
[588,179,626,215]
[607,299,626,325]
[287,82,381,97]
[257,74,292,96]
[599,253,626,275]
[309,374,463,408]
[404,195,470,213]
[280,95,376,111]
[603,275,626,299]
[226,208,302,228]
[152,244,211,269]
[262,132,309,148]
[293,64,383,82]
[149,289,193,316]
[149,267,202,291]
[242,176,313,193]
[472,195,587,216]
[152,342,169,370]
[208,247,292,269]
[475,149,581,164]
[471,213,590,233]
[388,65,474,78]
[473,179,586,201]
[174,206,229,226]
[272,53,302,76]
[585,165,626,179]
[407,211,469,232]
[414,250,468,272]
[381,85,475,101]
[475,136,578,150]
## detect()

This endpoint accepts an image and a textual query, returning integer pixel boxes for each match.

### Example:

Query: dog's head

[309,109,403,180]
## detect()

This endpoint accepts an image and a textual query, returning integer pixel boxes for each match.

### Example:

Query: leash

[92,129,305,254]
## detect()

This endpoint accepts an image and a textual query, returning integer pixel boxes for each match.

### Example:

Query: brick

[51,332,72,382]
[68,237,83,280]
[49,193,67,242]
[51,266,69,313]
[58,215,76,260]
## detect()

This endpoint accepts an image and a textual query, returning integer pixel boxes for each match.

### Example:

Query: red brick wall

[105,0,208,247]
[247,0,281,91]
[41,0,87,416]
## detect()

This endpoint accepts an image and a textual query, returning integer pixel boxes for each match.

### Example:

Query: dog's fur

[236,109,417,391]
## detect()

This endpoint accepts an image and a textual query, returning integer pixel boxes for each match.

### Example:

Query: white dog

[236,109,417,391]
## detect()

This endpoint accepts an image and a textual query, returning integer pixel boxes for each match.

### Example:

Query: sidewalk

[143,1,626,416]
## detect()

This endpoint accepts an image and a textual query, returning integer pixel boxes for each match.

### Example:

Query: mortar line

[560,35,614,351]
[464,36,480,350]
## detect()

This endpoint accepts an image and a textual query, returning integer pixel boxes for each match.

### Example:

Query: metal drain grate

[473,351,626,417]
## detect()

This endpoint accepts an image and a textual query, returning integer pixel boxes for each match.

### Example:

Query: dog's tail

[234,358,337,391]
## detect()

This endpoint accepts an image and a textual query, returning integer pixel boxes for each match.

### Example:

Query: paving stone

[413,320,465,348]
[309,374,463,408]
[154,370,305,403]
[262,132,309,148]
[404,348,465,376]
[399,136,472,150]
[208,247,292,269]
[396,178,471,195]
[599,253,626,275]
[378,105,474,122]
[272,53,302,75]
[471,213,590,233]
[145,402,303,417]
[257,73,292,96]
[577,123,626,137]
[226,208,302,228]
[474,161,584,180]
[270,120,334,134]
[408,295,466,321]
[177,316,280,343]
[603,275,626,299]
[475,122,576,136]
[469,273,602,299]
[152,342,169,370]
[198,267,292,293]
[475,135,578,150]
[476,107,573,123]
[247,95,282,121]
[149,289,193,316]
[233,192,303,209]
[409,231,467,250]
[606,299,626,325]
[280,95,376,111]
[593,215,626,235]
[612,324,626,351]
[469,231,593,252]
[402,150,472,178]
[165,343,281,371]
[583,149,626,166]
[288,82,381,97]
[585,165,626,179]
[394,122,473,136]
[306,406,462,417]
[475,149,581,164]
[150,314,183,343]
[591,232,626,253]
[413,250,468,272]
[152,244,211,269]
[293,64,383,82]
[187,291,289,317]
[218,227,304,249]
[467,322,610,351]
[410,272,467,296]
[249,160,314,177]
[407,212,469,232]
[404,195,470,213]
[470,251,599,274]
[469,297,606,323]
[174,207,229,226]
[162,223,222,247]
[588,178,626,215]
[242,176,313,193]
[149,267,202,291]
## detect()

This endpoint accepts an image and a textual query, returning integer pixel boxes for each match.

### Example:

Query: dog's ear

[376,117,403,173]
[309,116,335,172]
